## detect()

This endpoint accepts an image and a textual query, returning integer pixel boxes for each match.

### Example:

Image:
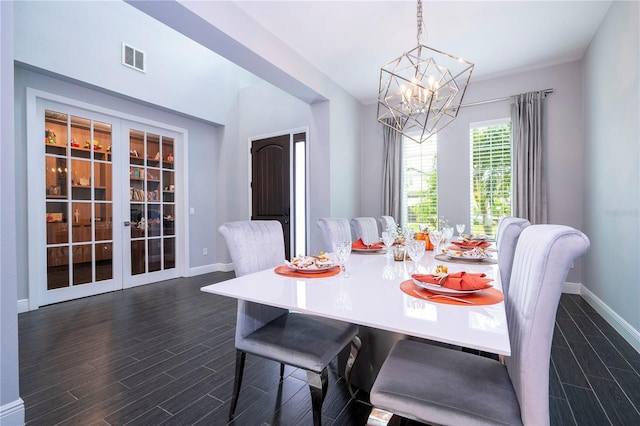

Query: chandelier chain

[417,0,423,45]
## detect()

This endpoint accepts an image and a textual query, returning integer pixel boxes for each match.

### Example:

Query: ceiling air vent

[122,43,145,73]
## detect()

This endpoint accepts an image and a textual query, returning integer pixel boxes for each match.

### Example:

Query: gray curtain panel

[382,119,402,222]
[511,92,548,224]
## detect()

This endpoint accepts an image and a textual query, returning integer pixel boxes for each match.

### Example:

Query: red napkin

[352,238,384,250]
[452,241,491,249]
[412,272,493,291]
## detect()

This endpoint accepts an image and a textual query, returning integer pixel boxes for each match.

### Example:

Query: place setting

[351,237,387,254]
[435,246,497,264]
[400,265,504,306]
[274,253,341,278]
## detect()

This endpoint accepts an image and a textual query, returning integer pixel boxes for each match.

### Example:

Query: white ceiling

[232,0,612,105]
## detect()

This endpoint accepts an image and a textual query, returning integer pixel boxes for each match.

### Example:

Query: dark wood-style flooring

[18,272,640,425]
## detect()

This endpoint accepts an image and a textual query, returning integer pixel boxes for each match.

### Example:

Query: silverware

[413,289,475,304]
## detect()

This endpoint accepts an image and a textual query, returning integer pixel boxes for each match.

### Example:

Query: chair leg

[280,362,285,380]
[228,350,246,420]
[366,408,393,426]
[307,369,328,426]
[344,335,362,399]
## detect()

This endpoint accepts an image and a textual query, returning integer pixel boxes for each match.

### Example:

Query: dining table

[201,245,510,392]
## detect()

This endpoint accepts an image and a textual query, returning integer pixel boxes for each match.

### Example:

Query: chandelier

[377,0,474,143]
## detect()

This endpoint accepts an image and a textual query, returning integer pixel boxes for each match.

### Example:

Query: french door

[123,123,180,288]
[29,97,183,308]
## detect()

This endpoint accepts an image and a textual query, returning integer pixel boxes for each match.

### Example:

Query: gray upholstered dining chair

[368,224,590,426]
[219,220,361,425]
[350,217,380,245]
[378,215,397,234]
[316,217,352,252]
[495,216,530,295]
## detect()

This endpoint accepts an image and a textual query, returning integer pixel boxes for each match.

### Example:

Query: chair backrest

[218,220,286,277]
[350,217,380,245]
[505,225,589,425]
[378,216,397,234]
[495,217,530,294]
[317,217,352,252]
[218,220,288,341]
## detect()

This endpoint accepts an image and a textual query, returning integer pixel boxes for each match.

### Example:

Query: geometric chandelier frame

[377,0,474,143]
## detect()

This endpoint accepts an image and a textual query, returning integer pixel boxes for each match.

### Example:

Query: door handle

[124,221,130,227]
[284,208,290,225]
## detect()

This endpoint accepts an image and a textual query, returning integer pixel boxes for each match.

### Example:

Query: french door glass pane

[45,109,113,290]
[47,247,69,290]
[96,242,113,281]
[129,129,176,276]
[73,244,92,285]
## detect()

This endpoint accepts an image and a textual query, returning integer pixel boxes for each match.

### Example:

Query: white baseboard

[0,398,24,426]
[562,281,582,295]
[17,299,29,314]
[580,286,640,354]
[187,262,234,277]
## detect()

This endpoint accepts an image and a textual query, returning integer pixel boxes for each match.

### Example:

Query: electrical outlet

[203,248,208,256]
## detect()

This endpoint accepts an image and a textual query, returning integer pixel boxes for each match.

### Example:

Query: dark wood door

[251,135,291,259]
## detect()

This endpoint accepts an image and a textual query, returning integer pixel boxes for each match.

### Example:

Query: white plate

[412,278,488,295]
[461,233,490,241]
[352,247,386,253]
[284,259,336,273]
[286,264,336,273]
[441,249,490,262]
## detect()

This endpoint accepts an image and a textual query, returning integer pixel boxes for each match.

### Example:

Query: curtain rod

[459,88,554,109]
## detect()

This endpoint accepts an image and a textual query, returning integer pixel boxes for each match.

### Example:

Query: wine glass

[456,224,465,237]
[406,239,425,272]
[332,241,352,277]
[381,231,394,258]
[428,230,443,255]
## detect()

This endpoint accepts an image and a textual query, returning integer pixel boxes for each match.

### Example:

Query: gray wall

[360,60,586,283]
[0,1,23,424]
[583,0,640,338]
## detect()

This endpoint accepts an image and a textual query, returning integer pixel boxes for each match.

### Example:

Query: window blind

[469,120,511,237]
[402,135,437,231]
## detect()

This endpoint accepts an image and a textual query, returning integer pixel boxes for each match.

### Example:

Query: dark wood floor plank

[609,366,640,411]
[158,367,234,415]
[549,358,565,399]
[563,383,611,425]
[566,340,612,380]
[119,344,212,389]
[123,406,172,426]
[556,316,588,344]
[549,395,577,426]
[158,394,224,426]
[551,346,591,388]
[590,335,638,372]
[589,375,640,425]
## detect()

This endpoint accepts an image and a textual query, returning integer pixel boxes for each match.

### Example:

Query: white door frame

[26,88,189,310]
[247,127,309,256]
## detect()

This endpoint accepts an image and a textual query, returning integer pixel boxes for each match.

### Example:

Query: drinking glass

[407,239,425,271]
[332,241,352,277]
[456,224,465,236]
[428,230,443,255]
[381,231,394,258]
[442,227,454,247]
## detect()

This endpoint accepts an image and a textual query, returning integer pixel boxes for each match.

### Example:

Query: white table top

[201,250,511,356]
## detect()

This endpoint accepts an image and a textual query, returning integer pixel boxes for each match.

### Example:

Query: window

[470,119,511,237]
[402,134,437,231]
